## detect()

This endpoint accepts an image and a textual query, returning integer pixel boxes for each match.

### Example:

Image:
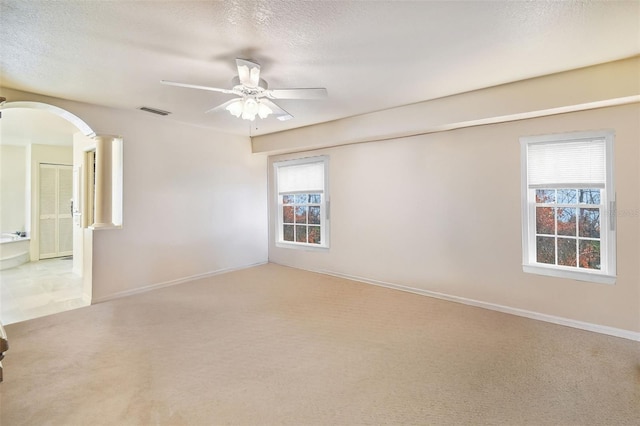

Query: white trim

[274,241,330,251]
[520,130,616,283]
[522,264,615,285]
[89,224,123,231]
[274,155,330,249]
[273,155,328,168]
[90,261,267,304]
[270,262,640,342]
[519,129,615,144]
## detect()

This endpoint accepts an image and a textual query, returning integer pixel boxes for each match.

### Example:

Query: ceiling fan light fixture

[241,98,259,121]
[225,99,244,118]
[225,97,273,121]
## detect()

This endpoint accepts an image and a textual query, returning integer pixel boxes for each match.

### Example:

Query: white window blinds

[277,161,325,194]
[527,139,606,188]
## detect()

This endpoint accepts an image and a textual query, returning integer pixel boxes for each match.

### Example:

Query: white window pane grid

[281,193,323,245]
[533,188,603,271]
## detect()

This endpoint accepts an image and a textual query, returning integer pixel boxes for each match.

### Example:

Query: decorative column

[91,135,114,228]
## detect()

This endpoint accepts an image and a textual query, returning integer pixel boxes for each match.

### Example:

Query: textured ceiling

[1,0,639,137]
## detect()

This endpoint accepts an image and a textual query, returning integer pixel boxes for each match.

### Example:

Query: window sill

[523,264,616,285]
[276,241,329,252]
[89,224,123,231]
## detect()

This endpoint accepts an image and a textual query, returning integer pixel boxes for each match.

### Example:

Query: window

[520,130,616,284]
[274,156,329,249]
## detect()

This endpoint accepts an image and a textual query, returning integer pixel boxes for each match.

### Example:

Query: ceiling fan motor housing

[231,76,269,97]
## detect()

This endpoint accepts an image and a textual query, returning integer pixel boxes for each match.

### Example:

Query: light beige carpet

[1,263,639,425]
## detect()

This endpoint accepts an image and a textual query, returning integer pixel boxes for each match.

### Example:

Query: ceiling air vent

[138,106,171,116]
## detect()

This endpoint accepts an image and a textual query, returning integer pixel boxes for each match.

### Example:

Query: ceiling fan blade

[261,99,294,121]
[161,80,235,95]
[236,59,261,88]
[266,88,328,100]
[205,99,240,114]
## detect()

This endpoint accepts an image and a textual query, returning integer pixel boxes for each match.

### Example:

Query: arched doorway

[0,101,96,324]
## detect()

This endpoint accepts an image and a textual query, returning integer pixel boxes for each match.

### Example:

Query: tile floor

[0,258,89,325]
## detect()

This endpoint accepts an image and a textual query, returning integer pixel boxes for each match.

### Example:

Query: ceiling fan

[161,59,327,122]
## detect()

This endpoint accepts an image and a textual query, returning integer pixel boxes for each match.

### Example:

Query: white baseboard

[91,261,268,304]
[272,262,640,342]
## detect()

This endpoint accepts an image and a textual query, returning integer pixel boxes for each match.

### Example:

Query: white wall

[0,88,269,301]
[88,111,268,300]
[0,145,27,234]
[264,59,640,335]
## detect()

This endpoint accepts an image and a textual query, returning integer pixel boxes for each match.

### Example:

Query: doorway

[0,103,96,324]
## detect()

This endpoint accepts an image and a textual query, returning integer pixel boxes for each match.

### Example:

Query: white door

[39,164,73,259]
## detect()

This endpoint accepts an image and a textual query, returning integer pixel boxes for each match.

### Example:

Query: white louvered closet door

[39,164,73,259]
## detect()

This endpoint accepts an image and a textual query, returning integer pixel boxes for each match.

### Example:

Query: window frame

[274,156,330,250]
[520,130,616,284]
